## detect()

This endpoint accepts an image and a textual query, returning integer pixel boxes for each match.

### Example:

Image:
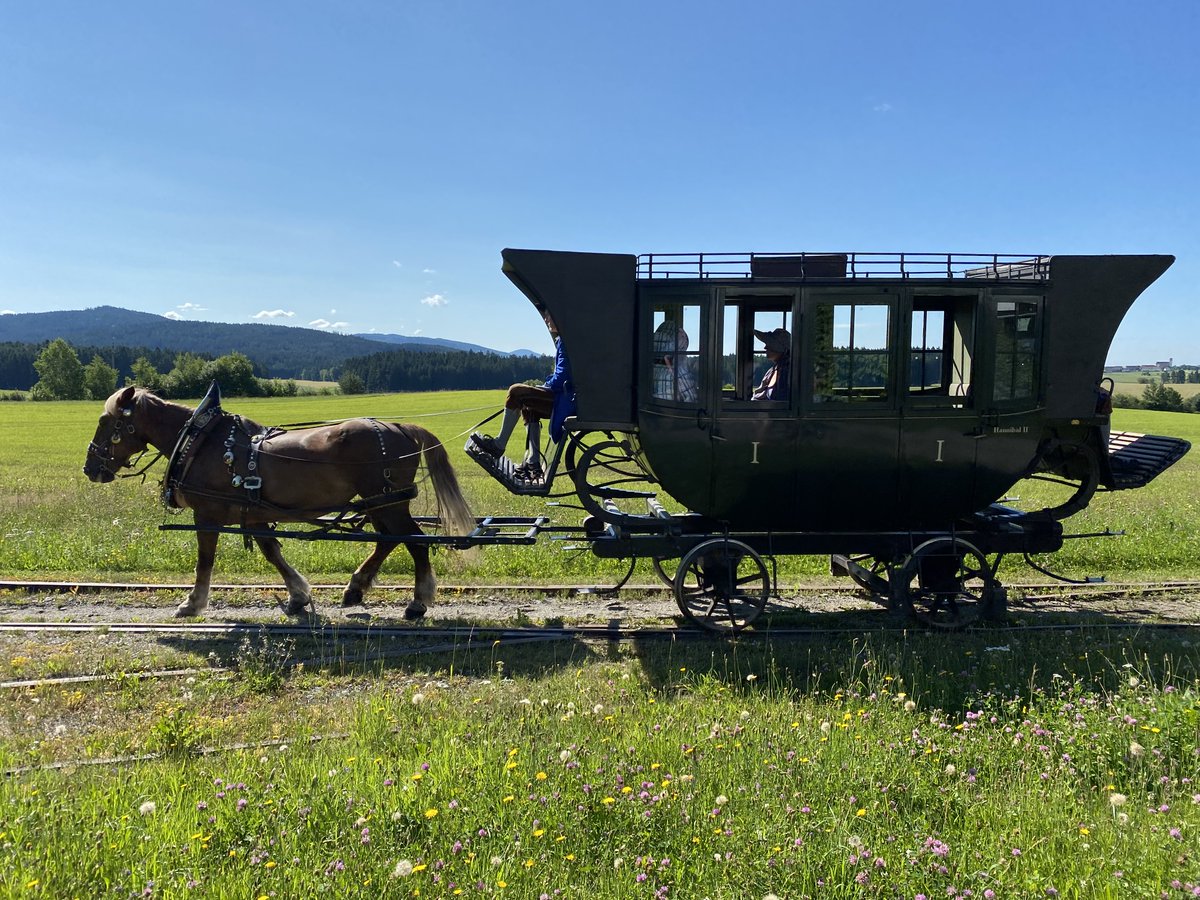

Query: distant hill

[0,307,507,380]
[352,333,517,355]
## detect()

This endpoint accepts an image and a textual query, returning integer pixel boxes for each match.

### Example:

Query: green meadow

[2,392,1200,584]
[2,393,1199,899]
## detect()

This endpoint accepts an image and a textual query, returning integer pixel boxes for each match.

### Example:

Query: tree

[83,354,119,400]
[31,339,86,400]
[203,351,260,397]
[339,371,367,395]
[129,356,164,391]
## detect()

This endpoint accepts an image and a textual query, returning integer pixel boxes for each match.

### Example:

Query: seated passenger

[751,328,791,401]
[470,310,575,481]
[651,322,698,402]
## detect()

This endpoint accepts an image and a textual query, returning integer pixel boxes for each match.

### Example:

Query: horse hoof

[404,605,427,621]
[341,595,364,609]
[284,599,310,616]
[174,604,199,619]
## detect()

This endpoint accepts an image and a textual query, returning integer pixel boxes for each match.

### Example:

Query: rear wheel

[673,538,770,632]
[896,537,1004,630]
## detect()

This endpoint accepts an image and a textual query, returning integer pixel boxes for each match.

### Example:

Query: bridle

[85,405,163,479]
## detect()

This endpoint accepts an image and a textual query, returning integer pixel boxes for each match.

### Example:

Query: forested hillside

[1,307,410,379]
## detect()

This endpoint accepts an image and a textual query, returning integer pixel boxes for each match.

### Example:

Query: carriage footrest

[1106,431,1191,490]
[465,441,553,496]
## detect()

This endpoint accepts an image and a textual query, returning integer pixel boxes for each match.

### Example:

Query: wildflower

[1129,742,1145,758]
[904,700,917,712]
[560,750,571,763]
[139,801,156,816]
[820,721,832,734]
[393,860,414,878]
[1109,793,1127,807]
[715,795,728,806]
[944,764,956,776]
[425,808,438,819]
[412,693,426,704]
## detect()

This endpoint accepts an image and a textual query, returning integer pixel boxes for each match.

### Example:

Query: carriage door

[635,289,710,514]
[708,290,799,527]
[798,290,901,530]
[973,291,1045,509]
[898,290,982,526]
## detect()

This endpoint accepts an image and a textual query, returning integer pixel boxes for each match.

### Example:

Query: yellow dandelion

[502,795,515,803]
[524,859,535,868]
[424,808,439,819]
[856,809,867,817]
[533,828,545,837]
[265,861,277,869]
[536,771,547,780]
[602,796,616,805]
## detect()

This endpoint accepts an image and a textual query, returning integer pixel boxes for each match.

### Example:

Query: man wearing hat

[752,327,791,401]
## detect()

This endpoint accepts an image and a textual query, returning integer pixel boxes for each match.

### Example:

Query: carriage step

[1106,431,1191,490]
[465,440,553,496]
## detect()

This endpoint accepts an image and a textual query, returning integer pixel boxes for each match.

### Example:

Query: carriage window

[909,295,974,405]
[812,301,891,403]
[719,301,792,402]
[651,303,701,403]
[993,299,1040,403]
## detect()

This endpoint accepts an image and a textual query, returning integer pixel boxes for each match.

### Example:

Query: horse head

[83,385,151,483]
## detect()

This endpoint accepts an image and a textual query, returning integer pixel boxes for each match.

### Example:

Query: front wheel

[673,538,770,633]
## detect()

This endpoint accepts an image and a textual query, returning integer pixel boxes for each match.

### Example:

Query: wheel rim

[652,556,679,587]
[898,537,994,631]
[673,539,770,632]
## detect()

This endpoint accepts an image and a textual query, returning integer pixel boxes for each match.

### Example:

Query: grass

[2,392,1199,897]
[2,631,1198,898]
[1,391,1200,585]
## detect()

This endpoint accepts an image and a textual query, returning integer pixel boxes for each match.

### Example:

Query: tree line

[5,338,553,401]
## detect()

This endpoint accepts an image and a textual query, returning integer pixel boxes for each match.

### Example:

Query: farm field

[2,392,1199,898]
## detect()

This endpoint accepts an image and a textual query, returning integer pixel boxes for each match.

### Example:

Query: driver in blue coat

[470,310,575,481]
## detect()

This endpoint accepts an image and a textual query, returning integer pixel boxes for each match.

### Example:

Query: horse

[83,384,475,619]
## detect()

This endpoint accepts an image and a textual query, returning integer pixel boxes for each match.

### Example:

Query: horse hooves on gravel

[284,598,312,616]
[404,604,427,621]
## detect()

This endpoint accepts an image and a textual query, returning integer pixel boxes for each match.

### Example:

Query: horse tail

[401,424,476,537]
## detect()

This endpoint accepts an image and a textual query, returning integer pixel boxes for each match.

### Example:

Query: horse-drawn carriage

[84,248,1189,633]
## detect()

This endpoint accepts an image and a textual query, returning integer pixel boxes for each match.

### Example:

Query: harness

[162,384,235,508]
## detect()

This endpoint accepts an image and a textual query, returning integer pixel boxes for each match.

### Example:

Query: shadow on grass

[153,598,1200,716]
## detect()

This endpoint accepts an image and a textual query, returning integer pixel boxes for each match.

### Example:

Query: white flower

[593,704,604,715]
[559,750,571,763]
[745,673,758,682]
[411,693,426,705]
[944,764,957,776]
[1128,676,1140,689]
[1129,742,1145,758]
[715,795,729,806]
[904,700,917,713]
[1109,792,1127,807]
[392,859,413,878]
[138,801,156,816]
[820,721,832,734]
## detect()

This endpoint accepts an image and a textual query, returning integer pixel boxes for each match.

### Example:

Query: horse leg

[254,535,312,616]
[176,530,217,618]
[405,542,435,620]
[342,540,398,608]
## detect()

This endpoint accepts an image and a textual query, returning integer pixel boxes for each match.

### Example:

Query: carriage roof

[502,248,1174,431]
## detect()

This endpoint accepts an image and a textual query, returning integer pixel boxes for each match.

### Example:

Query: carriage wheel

[673,538,770,633]
[652,556,680,588]
[896,537,1001,631]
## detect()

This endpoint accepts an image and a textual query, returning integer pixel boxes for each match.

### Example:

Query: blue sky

[1,0,1196,363]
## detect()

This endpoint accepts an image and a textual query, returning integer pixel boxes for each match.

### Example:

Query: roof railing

[636,252,1049,281]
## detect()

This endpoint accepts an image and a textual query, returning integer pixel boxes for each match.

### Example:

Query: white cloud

[0,309,15,315]
[177,301,206,311]
[412,328,423,335]
[422,268,436,275]
[308,318,349,330]
[163,311,183,320]
[392,260,403,268]
[421,294,447,307]
[873,102,893,113]
[251,309,295,319]
[329,308,337,315]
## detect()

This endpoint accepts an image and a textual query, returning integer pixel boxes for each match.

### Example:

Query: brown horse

[83,385,475,619]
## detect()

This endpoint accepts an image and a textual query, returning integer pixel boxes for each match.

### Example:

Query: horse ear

[117,385,137,407]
